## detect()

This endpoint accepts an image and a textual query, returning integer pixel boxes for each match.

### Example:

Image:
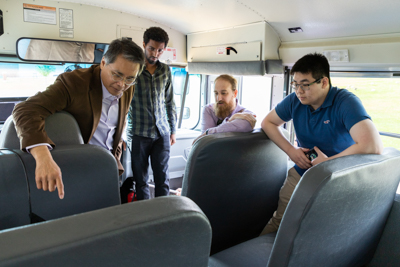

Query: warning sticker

[23,3,56,25]
[60,8,73,29]
[165,47,177,60]
[216,47,225,55]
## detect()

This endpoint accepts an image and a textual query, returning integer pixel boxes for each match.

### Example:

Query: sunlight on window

[331,77,400,150]
[171,67,201,129]
[0,63,92,98]
[241,76,272,128]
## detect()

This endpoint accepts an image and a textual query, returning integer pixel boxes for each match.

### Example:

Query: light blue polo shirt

[275,87,371,176]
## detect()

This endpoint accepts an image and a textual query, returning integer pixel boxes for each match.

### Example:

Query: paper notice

[23,3,56,25]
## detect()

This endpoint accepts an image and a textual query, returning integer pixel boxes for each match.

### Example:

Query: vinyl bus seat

[0,196,212,267]
[0,145,121,231]
[0,111,84,149]
[0,150,31,230]
[19,144,121,222]
[0,112,120,231]
[209,147,400,267]
[366,193,400,266]
[181,128,289,255]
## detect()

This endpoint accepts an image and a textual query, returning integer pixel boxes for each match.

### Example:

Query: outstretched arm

[312,119,383,165]
[13,78,71,198]
[205,110,256,134]
[194,109,256,144]
[30,145,64,199]
[13,79,71,150]
[261,109,312,169]
[200,106,217,133]
[228,112,256,128]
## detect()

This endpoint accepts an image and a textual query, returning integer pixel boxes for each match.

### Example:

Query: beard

[214,100,235,119]
[145,51,157,64]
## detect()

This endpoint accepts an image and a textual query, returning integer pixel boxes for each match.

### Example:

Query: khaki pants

[260,167,301,235]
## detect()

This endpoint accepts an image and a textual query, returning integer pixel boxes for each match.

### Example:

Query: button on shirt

[88,81,121,151]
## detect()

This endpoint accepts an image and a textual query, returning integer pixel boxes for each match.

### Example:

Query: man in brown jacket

[13,38,145,200]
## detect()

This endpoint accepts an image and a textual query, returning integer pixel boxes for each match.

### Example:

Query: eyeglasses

[290,77,323,91]
[109,70,137,86]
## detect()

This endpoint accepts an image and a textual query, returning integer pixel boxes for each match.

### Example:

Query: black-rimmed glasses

[290,77,323,91]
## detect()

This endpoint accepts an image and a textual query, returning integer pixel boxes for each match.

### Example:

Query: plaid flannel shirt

[127,61,176,140]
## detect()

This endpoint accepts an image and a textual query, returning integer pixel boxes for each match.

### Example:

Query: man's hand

[30,146,64,199]
[311,147,328,166]
[228,113,257,128]
[170,134,176,146]
[287,146,312,170]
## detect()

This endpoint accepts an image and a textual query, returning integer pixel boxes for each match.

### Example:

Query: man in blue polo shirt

[260,53,383,235]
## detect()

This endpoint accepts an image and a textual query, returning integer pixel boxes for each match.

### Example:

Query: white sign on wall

[216,47,225,55]
[23,3,56,25]
[59,8,73,29]
[159,47,177,63]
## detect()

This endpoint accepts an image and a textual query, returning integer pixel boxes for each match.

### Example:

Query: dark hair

[291,53,331,86]
[215,74,238,92]
[143,27,169,47]
[103,38,145,72]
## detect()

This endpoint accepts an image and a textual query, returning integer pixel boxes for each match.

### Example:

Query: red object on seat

[127,192,136,202]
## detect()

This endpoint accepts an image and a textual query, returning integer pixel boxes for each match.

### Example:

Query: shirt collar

[231,99,242,114]
[320,86,338,109]
[144,60,163,74]
[310,86,338,112]
[100,76,122,100]
[155,60,162,69]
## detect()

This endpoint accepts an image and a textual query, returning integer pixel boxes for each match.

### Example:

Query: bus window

[180,74,201,129]
[207,75,242,105]
[0,62,93,98]
[331,76,400,150]
[171,67,201,129]
[0,62,93,129]
[206,75,272,129]
[241,76,272,128]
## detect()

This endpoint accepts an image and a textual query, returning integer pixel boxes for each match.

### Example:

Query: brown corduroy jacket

[13,65,134,175]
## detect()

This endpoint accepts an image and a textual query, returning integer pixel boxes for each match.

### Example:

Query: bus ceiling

[2,0,400,71]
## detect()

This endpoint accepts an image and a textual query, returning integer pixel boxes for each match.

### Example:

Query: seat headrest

[0,111,84,149]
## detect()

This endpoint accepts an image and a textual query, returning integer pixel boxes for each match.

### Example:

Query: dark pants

[130,134,170,200]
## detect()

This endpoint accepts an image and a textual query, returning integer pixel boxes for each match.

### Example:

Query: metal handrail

[379,132,400,139]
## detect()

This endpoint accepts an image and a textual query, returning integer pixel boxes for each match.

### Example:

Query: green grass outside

[331,77,400,150]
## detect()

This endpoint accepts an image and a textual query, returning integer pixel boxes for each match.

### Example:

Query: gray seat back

[182,128,288,254]
[268,147,400,267]
[366,194,400,266]
[0,150,31,229]
[0,197,211,267]
[0,110,119,231]
[0,145,120,231]
[23,144,121,221]
[0,111,84,149]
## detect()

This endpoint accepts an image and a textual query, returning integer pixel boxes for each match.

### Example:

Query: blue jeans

[130,134,170,200]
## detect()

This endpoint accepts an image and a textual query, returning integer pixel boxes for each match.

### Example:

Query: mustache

[217,101,226,104]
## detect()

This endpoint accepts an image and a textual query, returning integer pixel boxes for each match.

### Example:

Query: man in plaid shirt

[126,27,177,200]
